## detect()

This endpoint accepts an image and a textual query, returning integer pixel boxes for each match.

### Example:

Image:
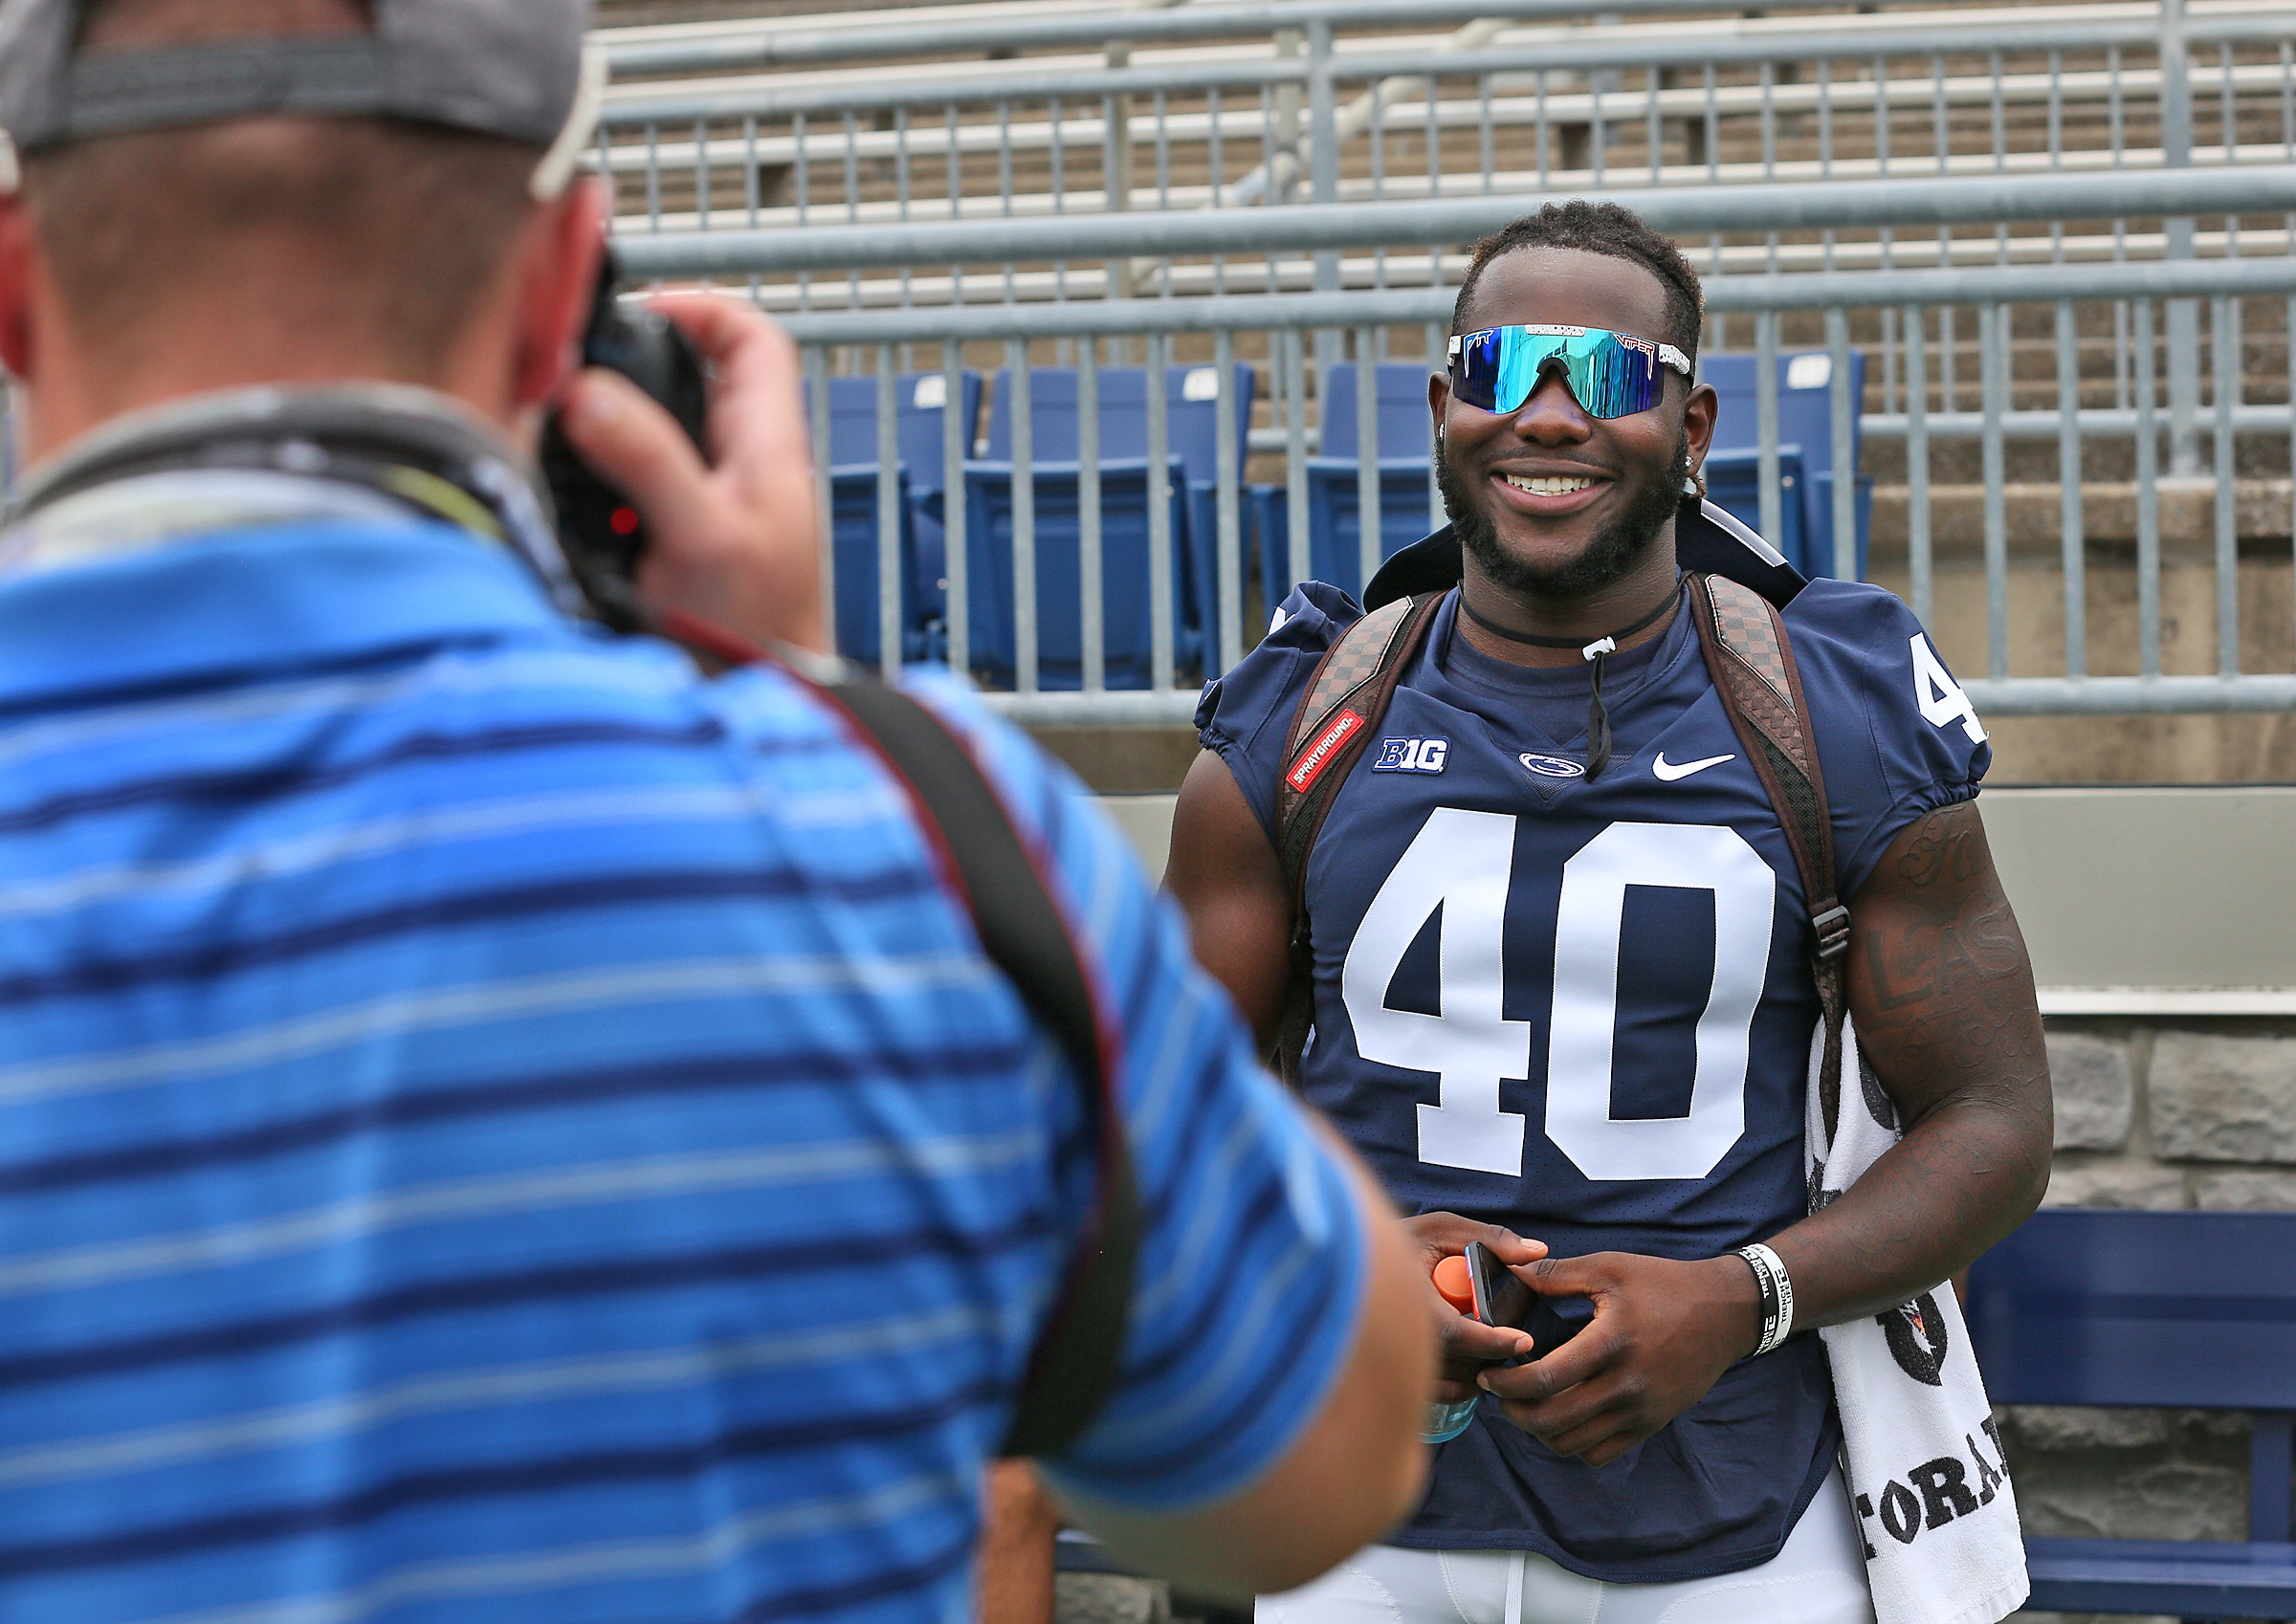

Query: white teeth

[1502,473,1596,495]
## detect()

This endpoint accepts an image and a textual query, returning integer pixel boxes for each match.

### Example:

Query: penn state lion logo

[1880,1291,1950,1387]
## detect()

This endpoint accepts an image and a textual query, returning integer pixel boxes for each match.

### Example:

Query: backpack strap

[817,678,1139,1461]
[1684,573,1853,1140]
[1269,590,1448,1083]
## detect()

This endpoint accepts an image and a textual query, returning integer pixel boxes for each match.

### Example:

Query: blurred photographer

[0,2,1434,1620]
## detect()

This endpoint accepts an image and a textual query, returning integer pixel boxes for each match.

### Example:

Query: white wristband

[1733,1242,1795,1358]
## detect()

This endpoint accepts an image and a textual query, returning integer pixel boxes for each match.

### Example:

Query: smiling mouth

[1498,472,1601,496]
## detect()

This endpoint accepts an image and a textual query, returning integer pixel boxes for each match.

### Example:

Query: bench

[1966,1208,2296,1621]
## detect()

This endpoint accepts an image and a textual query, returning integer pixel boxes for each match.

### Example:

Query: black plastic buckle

[1812,904,1851,960]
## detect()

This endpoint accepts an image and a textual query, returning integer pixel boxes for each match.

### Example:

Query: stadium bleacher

[597,0,2295,718]
[1253,361,1442,604]
[812,369,985,658]
[981,360,1255,674]
[1701,349,1871,579]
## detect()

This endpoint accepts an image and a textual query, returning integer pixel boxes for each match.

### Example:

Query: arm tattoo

[1851,802,2047,1118]
[1780,801,2055,1318]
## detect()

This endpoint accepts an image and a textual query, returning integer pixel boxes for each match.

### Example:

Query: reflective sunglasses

[1446,324,1693,420]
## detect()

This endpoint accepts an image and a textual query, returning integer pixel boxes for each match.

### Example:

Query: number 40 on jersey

[1341,809,1777,1182]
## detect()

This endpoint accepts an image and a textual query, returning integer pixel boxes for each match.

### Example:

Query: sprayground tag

[1288,710,1365,793]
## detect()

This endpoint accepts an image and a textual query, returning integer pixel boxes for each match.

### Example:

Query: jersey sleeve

[1192,582,1361,848]
[908,672,1371,1513]
[1785,579,1994,899]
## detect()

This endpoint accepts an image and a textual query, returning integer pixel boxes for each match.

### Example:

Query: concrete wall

[1097,787,2296,1009]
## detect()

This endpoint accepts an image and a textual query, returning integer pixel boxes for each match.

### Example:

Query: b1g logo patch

[1372,737,1448,775]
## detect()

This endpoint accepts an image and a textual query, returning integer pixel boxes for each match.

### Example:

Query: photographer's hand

[559,295,830,656]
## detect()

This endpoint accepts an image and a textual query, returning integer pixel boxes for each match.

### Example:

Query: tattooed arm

[1764,799,2053,1323]
[1479,801,2050,1465]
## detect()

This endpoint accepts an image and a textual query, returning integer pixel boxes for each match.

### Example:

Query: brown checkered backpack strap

[1269,591,1447,1084]
[1687,573,1854,1139]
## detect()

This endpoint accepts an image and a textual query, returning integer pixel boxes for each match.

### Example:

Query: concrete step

[1868,476,2296,555]
[1866,436,2292,487]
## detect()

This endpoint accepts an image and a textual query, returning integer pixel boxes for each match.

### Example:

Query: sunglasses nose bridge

[1505,343,1593,418]
[1512,369,1597,437]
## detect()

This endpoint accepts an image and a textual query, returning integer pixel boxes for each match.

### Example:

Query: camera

[540,249,710,589]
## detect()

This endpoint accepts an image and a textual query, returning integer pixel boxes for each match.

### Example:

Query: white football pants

[1256,1467,1875,1624]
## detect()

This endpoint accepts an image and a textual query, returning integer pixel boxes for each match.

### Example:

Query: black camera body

[540,251,710,587]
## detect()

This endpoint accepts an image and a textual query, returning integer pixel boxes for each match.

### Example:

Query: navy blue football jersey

[1197,573,1990,1583]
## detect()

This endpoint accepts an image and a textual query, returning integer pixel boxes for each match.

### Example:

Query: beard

[1438,430,1689,601]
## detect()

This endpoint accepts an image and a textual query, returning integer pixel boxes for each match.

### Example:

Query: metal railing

[595,0,2295,298]
[756,248,2295,724]
[593,2,2296,724]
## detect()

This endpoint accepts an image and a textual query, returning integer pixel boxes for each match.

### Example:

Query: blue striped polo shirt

[0,485,1368,1624]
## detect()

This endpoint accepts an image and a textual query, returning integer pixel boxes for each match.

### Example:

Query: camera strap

[812,674,1139,1461]
[3,384,594,618]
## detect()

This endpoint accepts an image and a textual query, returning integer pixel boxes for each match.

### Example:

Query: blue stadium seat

[983,362,1254,669]
[1254,361,1442,605]
[826,463,920,668]
[944,457,1191,691]
[1968,1208,2296,1617]
[1254,461,1443,606]
[812,370,984,631]
[1319,361,1438,462]
[1700,350,1869,579]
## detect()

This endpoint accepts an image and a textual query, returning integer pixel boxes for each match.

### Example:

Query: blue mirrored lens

[1453,328,1509,411]
[1556,329,1667,418]
[1450,328,1670,420]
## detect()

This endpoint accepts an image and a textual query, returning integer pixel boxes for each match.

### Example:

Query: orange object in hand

[1431,1254,1477,1314]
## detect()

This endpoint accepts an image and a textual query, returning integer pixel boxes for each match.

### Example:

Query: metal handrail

[603,0,1852,76]
[599,11,2286,126]
[614,164,2296,279]
[599,0,2284,76]
[602,57,1308,127]
[756,253,2296,345]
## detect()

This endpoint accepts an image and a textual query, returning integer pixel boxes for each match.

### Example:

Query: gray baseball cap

[0,0,600,192]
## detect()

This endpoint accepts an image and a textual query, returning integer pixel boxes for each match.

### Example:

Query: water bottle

[1423,1255,1480,1444]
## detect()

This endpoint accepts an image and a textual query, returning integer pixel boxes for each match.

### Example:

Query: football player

[1170,203,2053,1624]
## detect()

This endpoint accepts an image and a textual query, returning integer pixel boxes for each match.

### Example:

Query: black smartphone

[1465,1240,1534,1369]
[540,247,710,594]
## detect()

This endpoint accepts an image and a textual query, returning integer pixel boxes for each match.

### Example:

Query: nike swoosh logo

[1653,752,1735,781]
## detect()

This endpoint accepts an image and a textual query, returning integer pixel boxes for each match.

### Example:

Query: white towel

[1806,1016,2029,1624]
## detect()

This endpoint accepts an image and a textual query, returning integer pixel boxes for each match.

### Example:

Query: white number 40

[1340,809,1775,1182]
[1912,634,1987,744]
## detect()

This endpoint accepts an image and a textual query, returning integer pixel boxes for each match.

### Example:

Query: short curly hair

[1450,202,1706,366]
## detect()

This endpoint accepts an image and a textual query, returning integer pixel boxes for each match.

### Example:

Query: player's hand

[1397,1213,1542,1403]
[1476,1252,1761,1467]
[558,294,830,656]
